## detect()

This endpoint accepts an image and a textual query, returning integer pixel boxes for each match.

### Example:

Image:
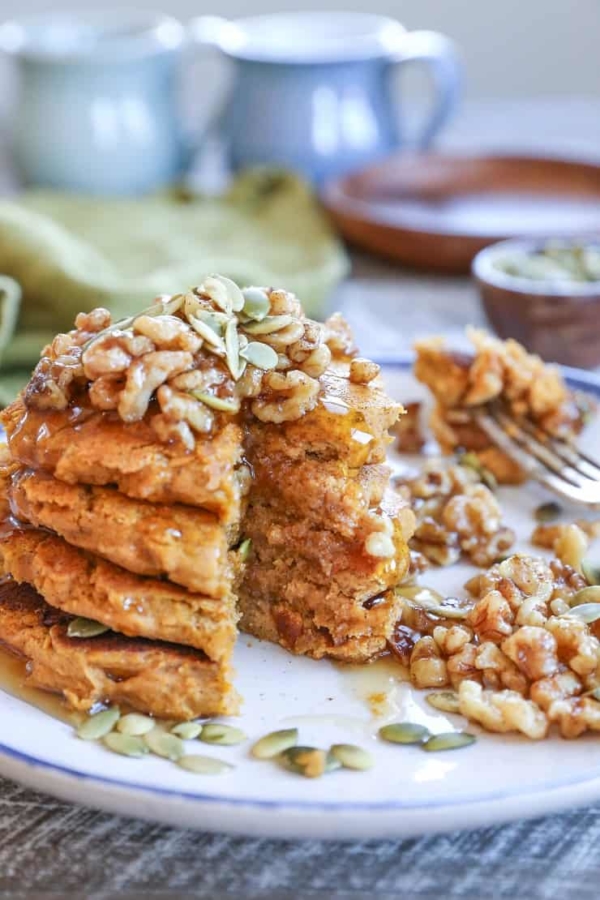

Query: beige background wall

[0,0,598,99]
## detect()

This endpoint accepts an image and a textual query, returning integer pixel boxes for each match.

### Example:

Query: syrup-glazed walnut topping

[395,551,600,739]
[395,459,515,569]
[23,277,369,449]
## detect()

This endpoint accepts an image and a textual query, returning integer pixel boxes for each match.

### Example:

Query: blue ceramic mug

[191,12,462,184]
[0,11,190,194]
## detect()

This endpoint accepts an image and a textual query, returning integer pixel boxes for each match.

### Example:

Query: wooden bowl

[472,239,600,368]
[322,154,600,273]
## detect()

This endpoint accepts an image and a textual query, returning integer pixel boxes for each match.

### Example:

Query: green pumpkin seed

[214,275,245,312]
[191,391,240,414]
[329,743,374,771]
[158,294,185,316]
[242,315,293,335]
[200,723,247,746]
[534,501,563,523]
[195,308,230,331]
[177,754,234,775]
[581,558,600,587]
[251,728,298,759]
[240,341,278,371]
[458,451,481,470]
[188,315,227,351]
[77,707,121,741]
[426,603,469,620]
[561,602,600,624]
[67,617,110,639]
[171,721,203,740]
[116,713,155,736]
[396,585,444,604]
[588,687,600,701]
[144,728,185,760]
[396,586,469,620]
[103,732,150,758]
[238,538,252,563]
[202,275,236,314]
[325,751,342,773]
[570,585,600,606]
[426,691,461,714]
[458,453,497,491]
[479,467,498,492]
[224,318,241,379]
[379,722,430,744]
[242,287,270,321]
[422,732,476,752]
[279,746,327,778]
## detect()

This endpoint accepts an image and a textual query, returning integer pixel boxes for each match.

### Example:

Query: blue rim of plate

[1,354,600,815]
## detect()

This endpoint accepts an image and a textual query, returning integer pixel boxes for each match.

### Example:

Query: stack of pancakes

[0,407,243,720]
[0,295,415,720]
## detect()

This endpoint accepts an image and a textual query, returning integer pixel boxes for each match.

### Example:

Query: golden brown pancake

[0,578,239,719]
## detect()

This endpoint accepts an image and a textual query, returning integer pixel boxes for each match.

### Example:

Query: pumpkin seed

[238,538,252,563]
[561,602,600,624]
[214,275,245,312]
[458,453,497,491]
[329,743,374,771]
[379,722,430,744]
[396,586,469,620]
[242,287,270,321]
[425,603,469,621]
[171,721,203,740]
[103,732,150,758]
[196,307,230,332]
[479,467,498,492]
[225,318,241,379]
[458,451,482,472]
[144,728,185,760]
[117,713,155,736]
[158,293,185,316]
[67,616,110,639]
[177,754,234,775]
[426,691,461,714]
[325,751,342,773]
[202,275,236,314]
[242,315,293,335]
[240,341,278,371]
[77,707,121,741]
[570,585,600,606]
[422,732,476,752]
[279,746,327,778]
[188,315,227,351]
[535,501,563,523]
[251,728,298,759]
[581,558,600,586]
[200,723,247,746]
[588,687,600,701]
[396,585,444,604]
[191,391,240,414]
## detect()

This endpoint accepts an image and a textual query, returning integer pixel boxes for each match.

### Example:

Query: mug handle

[186,17,237,151]
[390,30,462,150]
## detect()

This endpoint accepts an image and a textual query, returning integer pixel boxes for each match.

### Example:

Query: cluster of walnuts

[23,280,363,450]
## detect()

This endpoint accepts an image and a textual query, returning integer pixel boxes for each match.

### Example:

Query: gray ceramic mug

[191,11,462,184]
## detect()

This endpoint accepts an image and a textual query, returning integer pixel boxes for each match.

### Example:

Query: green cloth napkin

[0,169,348,406]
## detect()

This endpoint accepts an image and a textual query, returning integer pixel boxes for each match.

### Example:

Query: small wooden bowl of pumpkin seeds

[472,238,600,368]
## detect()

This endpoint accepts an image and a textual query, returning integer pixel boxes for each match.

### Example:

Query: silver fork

[473,402,600,506]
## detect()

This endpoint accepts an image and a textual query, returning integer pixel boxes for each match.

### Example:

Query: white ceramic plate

[2,359,600,841]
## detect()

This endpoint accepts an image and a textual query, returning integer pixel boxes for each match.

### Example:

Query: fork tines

[473,402,600,506]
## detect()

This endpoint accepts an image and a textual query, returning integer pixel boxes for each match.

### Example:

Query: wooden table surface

[2,98,600,899]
